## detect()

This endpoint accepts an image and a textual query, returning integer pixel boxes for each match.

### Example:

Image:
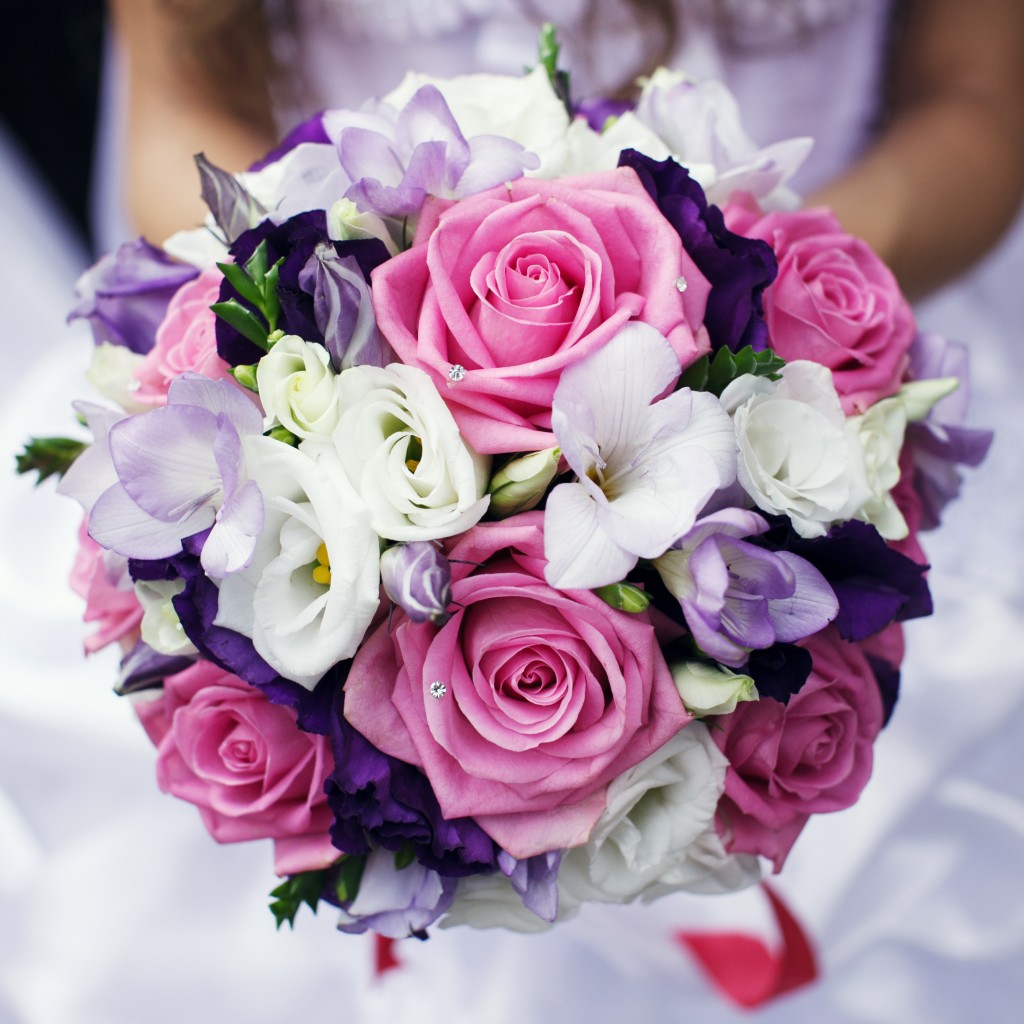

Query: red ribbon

[675,883,819,1009]
[373,932,402,977]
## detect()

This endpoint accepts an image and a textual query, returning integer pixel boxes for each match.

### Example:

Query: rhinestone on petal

[675,276,688,293]
[447,364,466,383]
[429,680,447,700]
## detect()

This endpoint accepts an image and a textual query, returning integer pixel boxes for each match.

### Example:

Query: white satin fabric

[2,0,1023,1018]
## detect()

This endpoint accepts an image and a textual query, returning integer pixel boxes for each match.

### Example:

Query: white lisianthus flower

[214,436,380,689]
[382,66,571,178]
[849,396,909,540]
[333,364,490,542]
[87,343,149,414]
[670,661,758,717]
[558,725,760,904]
[723,361,872,538]
[256,334,341,439]
[136,578,198,657]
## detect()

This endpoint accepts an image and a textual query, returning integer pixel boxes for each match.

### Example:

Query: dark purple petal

[573,97,634,132]
[744,643,813,704]
[866,653,901,728]
[70,239,199,354]
[115,640,195,695]
[618,149,777,353]
[249,112,330,172]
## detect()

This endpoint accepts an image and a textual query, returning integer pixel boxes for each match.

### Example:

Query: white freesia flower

[382,66,572,178]
[849,396,909,540]
[214,436,380,689]
[559,725,760,904]
[333,363,490,541]
[87,343,149,414]
[670,661,758,717]
[136,579,198,657]
[723,361,871,538]
[634,68,813,209]
[257,334,342,439]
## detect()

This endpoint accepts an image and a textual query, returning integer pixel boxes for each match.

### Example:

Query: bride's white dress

[2,2,1023,1021]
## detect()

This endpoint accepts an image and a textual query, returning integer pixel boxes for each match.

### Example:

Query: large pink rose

[726,204,914,414]
[344,513,692,857]
[713,626,885,870]
[372,167,711,454]
[132,265,235,405]
[136,662,338,875]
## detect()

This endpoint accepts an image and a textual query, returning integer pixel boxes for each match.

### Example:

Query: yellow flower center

[312,542,331,586]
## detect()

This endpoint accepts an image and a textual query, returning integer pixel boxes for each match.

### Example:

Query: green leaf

[533,23,571,113]
[594,582,651,613]
[262,258,284,333]
[15,436,87,484]
[334,855,366,905]
[678,354,709,392]
[269,869,327,930]
[246,241,270,287]
[697,345,787,397]
[211,300,270,351]
[216,260,264,309]
[705,347,737,396]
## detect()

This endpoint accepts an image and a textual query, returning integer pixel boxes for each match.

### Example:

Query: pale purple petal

[57,402,124,512]
[167,374,263,437]
[456,135,540,197]
[89,482,212,559]
[201,478,265,578]
[767,551,840,642]
[339,126,406,187]
[497,849,562,924]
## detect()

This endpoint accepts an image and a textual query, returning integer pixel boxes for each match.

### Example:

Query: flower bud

[670,660,757,717]
[380,542,453,625]
[327,198,399,256]
[487,447,561,517]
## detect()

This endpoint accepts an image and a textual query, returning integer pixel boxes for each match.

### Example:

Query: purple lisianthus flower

[574,97,634,132]
[380,542,452,625]
[216,210,391,366]
[335,847,457,938]
[618,149,777,353]
[325,84,539,220]
[656,508,838,667]
[70,238,199,354]
[905,332,993,529]
[88,375,265,579]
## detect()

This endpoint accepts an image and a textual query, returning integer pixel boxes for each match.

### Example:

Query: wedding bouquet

[19,32,991,940]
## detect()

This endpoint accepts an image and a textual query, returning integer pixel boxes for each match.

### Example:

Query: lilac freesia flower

[70,239,198,354]
[380,542,452,625]
[655,508,838,667]
[544,322,736,589]
[335,847,457,938]
[905,332,993,529]
[324,85,540,219]
[88,375,265,578]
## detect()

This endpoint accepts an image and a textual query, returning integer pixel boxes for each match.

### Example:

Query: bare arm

[811,0,1024,299]
[109,0,278,243]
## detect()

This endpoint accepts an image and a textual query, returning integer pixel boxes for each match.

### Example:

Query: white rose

[257,334,341,439]
[849,396,909,540]
[136,578,198,657]
[333,364,490,542]
[214,436,380,689]
[723,361,872,538]
[559,725,759,905]
[382,66,571,178]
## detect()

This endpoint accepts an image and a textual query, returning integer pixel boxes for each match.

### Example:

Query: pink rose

[136,661,338,875]
[713,626,885,870]
[343,513,692,857]
[726,204,914,414]
[372,168,711,454]
[132,266,235,405]
[70,521,142,654]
